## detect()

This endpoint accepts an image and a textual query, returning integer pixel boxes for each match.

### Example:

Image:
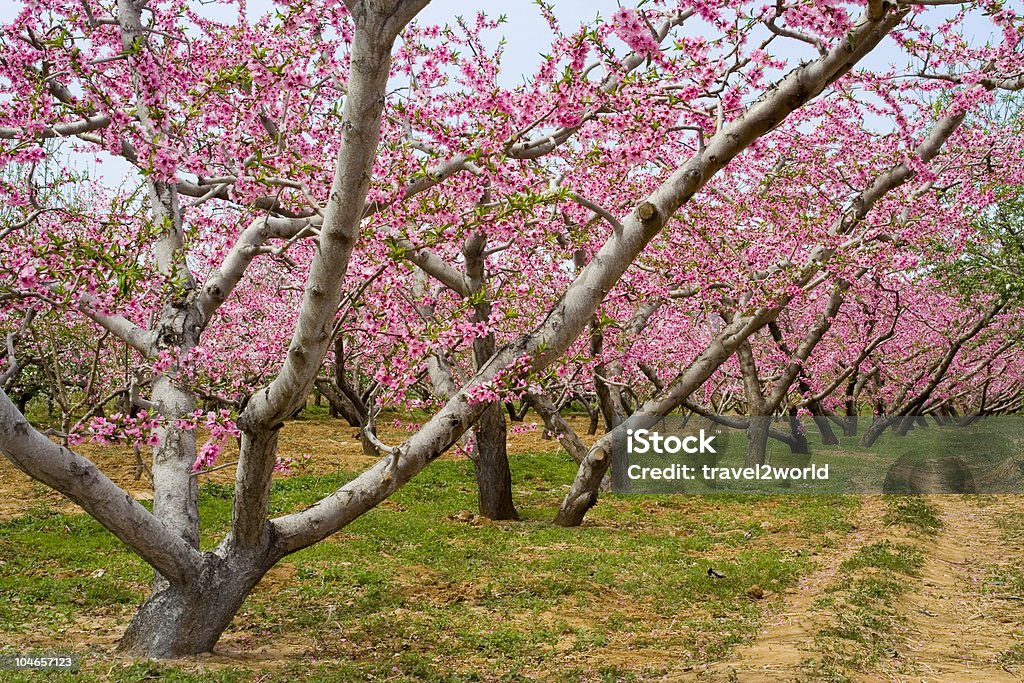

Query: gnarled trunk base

[860,416,896,447]
[117,556,270,658]
[555,448,610,527]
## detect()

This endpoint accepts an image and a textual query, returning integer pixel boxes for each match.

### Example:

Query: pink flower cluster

[611,8,662,62]
[70,411,161,448]
[181,409,241,473]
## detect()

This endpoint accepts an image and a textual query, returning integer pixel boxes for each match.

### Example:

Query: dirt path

[694,495,889,681]
[899,496,1022,682]
[695,495,1024,682]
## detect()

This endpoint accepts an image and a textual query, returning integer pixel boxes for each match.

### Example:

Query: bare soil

[694,495,889,682]
[898,496,1023,682]
[0,412,595,522]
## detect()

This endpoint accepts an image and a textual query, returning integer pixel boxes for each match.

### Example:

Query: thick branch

[197,216,317,325]
[229,0,429,550]
[526,391,589,464]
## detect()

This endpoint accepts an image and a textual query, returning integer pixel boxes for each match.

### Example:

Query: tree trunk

[841,374,860,436]
[118,586,242,658]
[813,414,840,445]
[117,555,269,658]
[464,230,518,521]
[737,340,769,467]
[505,401,528,423]
[557,311,778,527]
[787,412,809,454]
[554,446,608,527]
[526,391,588,464]
[745,416,770,466]
[585,399,600,435]
[860,416,895,447]
[843,414,859,437]
[472,400,518,520]
[149,375,199,551]
[895,415,919,436]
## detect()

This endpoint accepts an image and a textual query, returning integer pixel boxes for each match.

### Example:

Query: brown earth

[898,496,1023,682]
[693,495,889,682]
[0,412,597,523]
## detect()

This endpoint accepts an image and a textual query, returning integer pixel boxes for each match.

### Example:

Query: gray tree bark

[465,232,518,520]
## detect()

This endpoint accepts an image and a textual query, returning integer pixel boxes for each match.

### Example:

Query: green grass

[883,496,943,535]
[6,411,1017,681]
[0,450,856,682]
[995,510,1024,545]
[0,505,150,634]
[4,411,1017,682]
[838,541,924,575]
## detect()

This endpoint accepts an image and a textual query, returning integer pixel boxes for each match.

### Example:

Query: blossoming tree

[1,0,1023,658]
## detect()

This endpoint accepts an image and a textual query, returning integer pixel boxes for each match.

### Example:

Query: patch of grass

[839,541,924,576]
[805,577,912,678]
[1001,642,1024,666]
[995,510,1024,545]
[883,496,942,535]
[988,565,1024,599]
[0,506,148,634]
[0,661,263,683]
[0,449,858,682]
[803,491,934,681]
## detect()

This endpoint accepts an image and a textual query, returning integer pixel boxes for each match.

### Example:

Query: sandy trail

[695,495,1024,682]
[898,496,1022,682]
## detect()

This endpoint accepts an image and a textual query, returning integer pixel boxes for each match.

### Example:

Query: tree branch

[0,388,203,583]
